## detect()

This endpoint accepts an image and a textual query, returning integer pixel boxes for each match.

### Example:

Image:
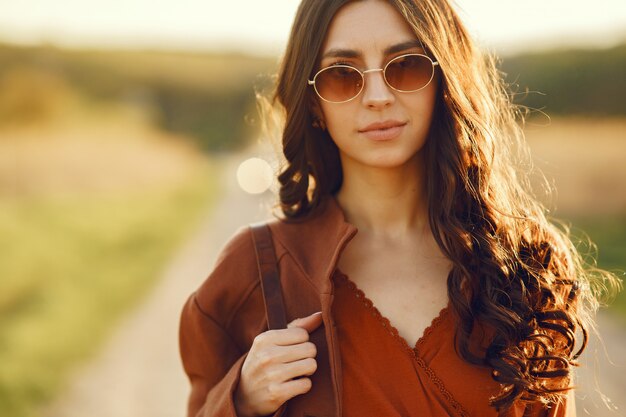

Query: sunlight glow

[236,157,274,195]
[0,0,624,55]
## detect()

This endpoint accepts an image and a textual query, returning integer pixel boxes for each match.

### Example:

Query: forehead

[320,0,420,59]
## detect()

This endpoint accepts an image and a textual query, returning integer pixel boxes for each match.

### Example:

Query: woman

[179,1,620,416]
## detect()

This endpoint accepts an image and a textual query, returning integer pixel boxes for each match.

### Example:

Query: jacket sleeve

[179,224,288,417]
[179,292,289,417]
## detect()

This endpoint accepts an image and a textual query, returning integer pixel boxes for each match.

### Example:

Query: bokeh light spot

[236,157,273,194]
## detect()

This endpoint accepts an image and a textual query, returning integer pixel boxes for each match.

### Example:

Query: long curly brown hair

[257,0,622,413]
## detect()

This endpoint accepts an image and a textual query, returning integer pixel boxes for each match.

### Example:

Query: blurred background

[0,1,624,416]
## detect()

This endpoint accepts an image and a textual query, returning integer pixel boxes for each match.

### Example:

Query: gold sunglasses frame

[307,53,440,104]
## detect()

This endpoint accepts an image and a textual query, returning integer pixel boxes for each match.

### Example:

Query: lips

[359,120,406,132]
[358,120,407,141]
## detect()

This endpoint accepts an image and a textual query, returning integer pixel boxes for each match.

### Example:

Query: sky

[0,0,625,56]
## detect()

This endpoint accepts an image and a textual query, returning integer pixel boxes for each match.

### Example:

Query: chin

[362,151,421,169]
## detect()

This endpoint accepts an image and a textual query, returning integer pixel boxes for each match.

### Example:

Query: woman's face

[313,0,439,169]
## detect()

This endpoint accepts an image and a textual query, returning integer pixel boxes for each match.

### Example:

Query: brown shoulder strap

[250,222,287,330]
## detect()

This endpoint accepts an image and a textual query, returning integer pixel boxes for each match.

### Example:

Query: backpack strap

[250,222,287,330]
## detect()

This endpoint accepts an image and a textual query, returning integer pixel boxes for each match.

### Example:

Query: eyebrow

[321,39,424,61]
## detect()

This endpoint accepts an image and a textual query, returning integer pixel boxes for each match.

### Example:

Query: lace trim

[334,269,470,417]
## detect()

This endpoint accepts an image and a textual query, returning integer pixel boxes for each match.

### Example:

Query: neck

[334,152,429,240]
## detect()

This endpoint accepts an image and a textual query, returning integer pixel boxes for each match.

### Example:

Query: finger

[280,376,312,400]
[287,312,323,333]
[274,342,317,363]
[279,357,318,381]
[287,311,322,327]
[261,327,310,347]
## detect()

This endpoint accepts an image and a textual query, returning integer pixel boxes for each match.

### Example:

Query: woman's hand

[233,311,324,417]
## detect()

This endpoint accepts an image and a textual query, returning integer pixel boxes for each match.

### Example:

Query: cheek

[411,87,438,125]
[320,105,353,141]
[325,118,349,150]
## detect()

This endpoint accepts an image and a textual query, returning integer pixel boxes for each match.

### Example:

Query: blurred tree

[1,42,623,151]
[500,43,626,116]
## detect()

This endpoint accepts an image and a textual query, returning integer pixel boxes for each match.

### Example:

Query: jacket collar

[270,194,359,295]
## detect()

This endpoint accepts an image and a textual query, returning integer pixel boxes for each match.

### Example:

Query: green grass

[563,216,626,316]
[0,165,219,417]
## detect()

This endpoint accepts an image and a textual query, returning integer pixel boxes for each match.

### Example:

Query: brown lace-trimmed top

[331,268,576,417]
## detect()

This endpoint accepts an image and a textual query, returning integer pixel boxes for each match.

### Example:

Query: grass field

[0,106,220,417]
[568,216,626,315]
[524,116,626,217]
[524,116,626,315]
[0,175,217,416]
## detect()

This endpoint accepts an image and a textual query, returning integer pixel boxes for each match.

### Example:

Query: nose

[361,68,394,109]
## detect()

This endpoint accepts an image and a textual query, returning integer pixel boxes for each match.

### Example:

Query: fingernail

[313,311,322,316]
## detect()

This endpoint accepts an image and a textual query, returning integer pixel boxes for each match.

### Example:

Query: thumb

[287,311,323,333]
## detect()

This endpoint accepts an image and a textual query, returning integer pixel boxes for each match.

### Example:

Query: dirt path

[41,145,278,417]
[42,147,626,417]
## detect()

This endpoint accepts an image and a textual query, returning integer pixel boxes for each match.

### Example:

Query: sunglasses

[308,53,439,103]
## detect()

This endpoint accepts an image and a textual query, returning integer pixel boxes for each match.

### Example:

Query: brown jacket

[178,194,566,417]
[179,195,355,417]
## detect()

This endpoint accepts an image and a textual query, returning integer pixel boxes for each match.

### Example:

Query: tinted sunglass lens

[385,55,433,91]
[315,66,363,102]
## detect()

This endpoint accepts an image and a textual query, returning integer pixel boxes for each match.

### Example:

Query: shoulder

[192,200,331,326]
[193,224,261,328]
[191,218,303,327]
